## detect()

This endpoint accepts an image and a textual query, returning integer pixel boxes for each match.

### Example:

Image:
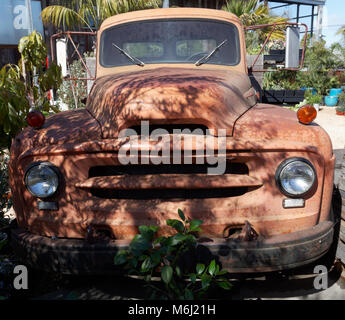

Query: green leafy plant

[338,92,345,106]
[57,57,88,109]
[0,152,11,216]
[304,90,322,105]
[114,209,232,300]
[296,40,341,95]
[262,70,300,90]
[336,105,345,112]
[0,31,62,150]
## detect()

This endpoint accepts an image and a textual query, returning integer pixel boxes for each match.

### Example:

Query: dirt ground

[315,106,345,150]
[315,106,345,167]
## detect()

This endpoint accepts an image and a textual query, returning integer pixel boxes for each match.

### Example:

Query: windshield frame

[99,18,241,68]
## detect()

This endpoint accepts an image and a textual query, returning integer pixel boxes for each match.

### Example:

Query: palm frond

[337,25,345,36]
[222,0,258,17]
[41,6,84,30]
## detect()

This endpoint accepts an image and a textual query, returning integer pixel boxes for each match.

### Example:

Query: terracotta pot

[336,110,345,115]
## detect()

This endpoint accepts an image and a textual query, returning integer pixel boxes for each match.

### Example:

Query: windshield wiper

[112,43,145,67]
[195,39,228,66]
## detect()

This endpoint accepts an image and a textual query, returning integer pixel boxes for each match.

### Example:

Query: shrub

[305,90,322,105]
[336,105,345,112]
[0,151,11,229]
[0,31,62,150]
[57,55,90,109]
[114,209,232,300]
[338,92,345,106]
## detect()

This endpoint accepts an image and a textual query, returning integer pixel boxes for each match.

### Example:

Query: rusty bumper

[11,221,334,275]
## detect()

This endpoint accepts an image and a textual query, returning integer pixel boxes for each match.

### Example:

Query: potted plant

[336,106,345,115]
[336,92,345,115]
[305,90,322,111]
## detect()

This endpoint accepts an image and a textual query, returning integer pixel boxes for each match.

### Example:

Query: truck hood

[86,67,257,137]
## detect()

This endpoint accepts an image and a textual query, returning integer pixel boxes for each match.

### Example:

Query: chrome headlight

[25,162,59,198]
[276,158,316,197]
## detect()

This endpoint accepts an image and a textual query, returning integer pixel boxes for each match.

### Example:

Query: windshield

[100,19,241,67]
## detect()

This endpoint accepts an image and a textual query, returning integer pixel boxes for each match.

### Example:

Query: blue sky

[269,0,344,46]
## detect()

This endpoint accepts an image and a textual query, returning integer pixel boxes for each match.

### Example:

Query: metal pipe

[25,0,34,34]
[249,25,277,70]
[162,0,169,8]
[270,4,291,10]
[66,32,93,79]
[310,5,315,40]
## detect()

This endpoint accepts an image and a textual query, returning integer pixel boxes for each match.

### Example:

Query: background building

[0,0,46,68]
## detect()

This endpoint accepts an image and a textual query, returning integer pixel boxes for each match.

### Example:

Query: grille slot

[89,163,249,177]
[90,187,249,199]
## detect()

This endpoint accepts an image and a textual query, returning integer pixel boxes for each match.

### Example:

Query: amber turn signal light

[297,105,317,125]
[26,110,45,129]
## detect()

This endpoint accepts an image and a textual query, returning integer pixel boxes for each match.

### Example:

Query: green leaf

[196,263,205,275]
[129,235,151,256]
[151,251,161,266]
[184,288,194,300]
[153,236,165,245]
[189,273,197,283]
[189,219,203,232]
[161,265,173,284]
[144,274,152,282]
[201,274,212,289]
[208,259,216,276]
[175,266,182,278]
[141,257,152,272]
[169,233,189,246]
[217,269,228,276]
[178,209,185,221]
[114,250,127,265]
[138,225,158,242]
[217,281,232,290]
[166,219,184,232]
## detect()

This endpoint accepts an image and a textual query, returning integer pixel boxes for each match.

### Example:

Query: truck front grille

[81,162,255,200]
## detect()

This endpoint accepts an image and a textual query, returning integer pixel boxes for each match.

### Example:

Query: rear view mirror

[285,26,300,69]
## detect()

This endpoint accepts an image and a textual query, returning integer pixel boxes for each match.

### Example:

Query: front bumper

[11,220,335,274]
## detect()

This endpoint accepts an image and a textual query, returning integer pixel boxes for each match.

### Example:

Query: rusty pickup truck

[9,8,339,274]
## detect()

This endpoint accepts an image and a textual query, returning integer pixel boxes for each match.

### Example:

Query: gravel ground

[315,106,345,187]
[315,106,345,152]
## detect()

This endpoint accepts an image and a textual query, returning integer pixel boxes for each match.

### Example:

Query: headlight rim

[24,161,61,199]
[275,157,316,198]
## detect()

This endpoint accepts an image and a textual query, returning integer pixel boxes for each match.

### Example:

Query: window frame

[99,18,241,68]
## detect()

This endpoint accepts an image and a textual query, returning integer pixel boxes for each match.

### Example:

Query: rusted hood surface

[86,67,257,137]
[12,109,101,157]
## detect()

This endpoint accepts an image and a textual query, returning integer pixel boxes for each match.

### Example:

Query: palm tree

[41,0,161,31]
[222,0,287,41]
[337,25,345,41]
